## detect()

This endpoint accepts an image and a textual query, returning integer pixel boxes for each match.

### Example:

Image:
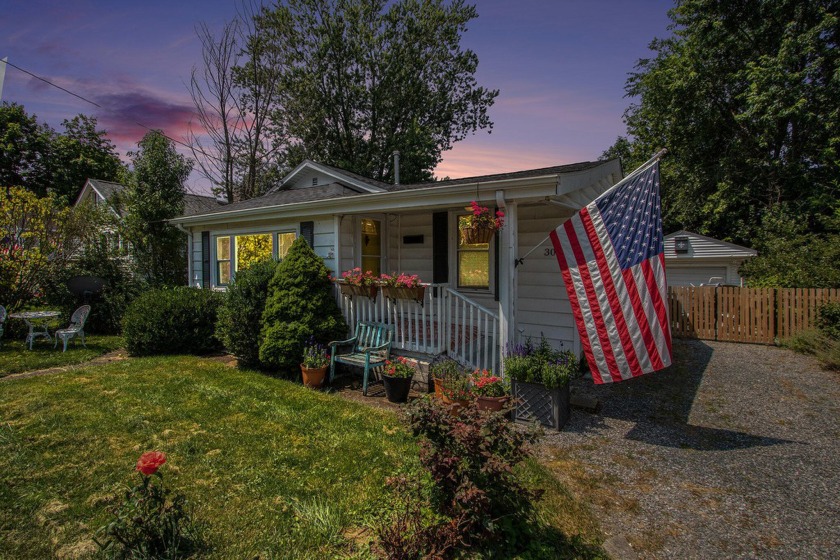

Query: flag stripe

[550,230,599,373]
[564,217,622,383]
[656,253,673,352]
[580,207,645,379]
[621,266,665,370]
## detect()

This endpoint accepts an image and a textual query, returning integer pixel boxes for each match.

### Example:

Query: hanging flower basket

[338,282,379,302]
[461,225,496,245]
[381,285,426,304]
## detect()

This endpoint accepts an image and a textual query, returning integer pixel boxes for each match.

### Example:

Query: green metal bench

[329,322,393,396]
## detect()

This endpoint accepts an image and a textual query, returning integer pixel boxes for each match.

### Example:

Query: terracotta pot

[432,377,444,398]
[476,395,510,412]
[381,285,426,304]
[383,375,413,403]
[300,364,328,388]
[338,283,379,302]
[461,225,495,245]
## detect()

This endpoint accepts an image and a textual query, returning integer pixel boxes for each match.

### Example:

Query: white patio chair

[54,305,91,352]
[0,305,6,348]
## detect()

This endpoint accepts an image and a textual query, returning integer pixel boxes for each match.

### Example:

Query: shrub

[816,302,840,340]
[398,397,541,555]
[429,356,465,380]
[123,287,222,356]
[259,237,347,375]
[215,258,277,368]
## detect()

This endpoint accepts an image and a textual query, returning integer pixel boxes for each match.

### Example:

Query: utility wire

[3,59,223,165]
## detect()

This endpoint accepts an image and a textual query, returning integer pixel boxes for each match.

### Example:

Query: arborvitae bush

[259,237,347,375]
[123,287,222,356]
[215,258,277,368]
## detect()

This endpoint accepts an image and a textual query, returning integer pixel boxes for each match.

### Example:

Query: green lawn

[0,335,123,377]
[0,355,605,559]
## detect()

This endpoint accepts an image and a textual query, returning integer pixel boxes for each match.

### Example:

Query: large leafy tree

[0,103,125,203]
[122,131,193,287]
[252,0,498,184]
[610,0,839,246]
[0,187,91,311]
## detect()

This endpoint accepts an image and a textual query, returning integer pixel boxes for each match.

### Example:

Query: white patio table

[8,310,61,350]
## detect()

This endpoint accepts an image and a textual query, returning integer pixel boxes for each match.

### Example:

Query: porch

[333,282,501,374]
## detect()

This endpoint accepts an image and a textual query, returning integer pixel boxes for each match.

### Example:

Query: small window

[675,236,690,254]
[217,237,232,285]
[312,177,318,186]
[458,215,490,289]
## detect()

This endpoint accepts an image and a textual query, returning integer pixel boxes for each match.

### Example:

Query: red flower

[136,451,167,476]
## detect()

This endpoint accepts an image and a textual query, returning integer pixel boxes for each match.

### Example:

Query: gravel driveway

[539,339,840,559]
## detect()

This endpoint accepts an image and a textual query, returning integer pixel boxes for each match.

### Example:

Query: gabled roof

[192,183,366,217]
[664,230,757,258]
[75,178,225,218]
[270,159,389,193]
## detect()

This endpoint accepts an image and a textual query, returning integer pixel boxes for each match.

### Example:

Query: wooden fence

[668,287,840,345]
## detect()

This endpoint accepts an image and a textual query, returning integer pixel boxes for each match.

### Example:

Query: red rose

[136,451,167,475]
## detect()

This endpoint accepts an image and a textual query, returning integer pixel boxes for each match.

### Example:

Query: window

[457,215,490,289]
[235,233,273,271]
[360,218,382,276]
[277,232,296,258]
[217,236,232,285]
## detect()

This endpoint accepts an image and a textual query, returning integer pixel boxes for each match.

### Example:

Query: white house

[170,158,625,372]
[663,230,757,287]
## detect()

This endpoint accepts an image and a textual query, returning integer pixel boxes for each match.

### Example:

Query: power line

[3,58,222,165]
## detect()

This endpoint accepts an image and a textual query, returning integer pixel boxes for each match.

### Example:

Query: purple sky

[1,0,673,194]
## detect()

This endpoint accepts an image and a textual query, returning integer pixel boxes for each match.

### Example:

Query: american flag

[549,161,671,384]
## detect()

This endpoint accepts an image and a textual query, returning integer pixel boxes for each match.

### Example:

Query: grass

[0,354,605,558]
[782,329,840,371]
[0,335,123,378]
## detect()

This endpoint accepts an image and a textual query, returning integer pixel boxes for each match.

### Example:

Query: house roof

[664,230,757,259]
[179,159,617,224]
[389,160,606,192]
[76,178,225,218]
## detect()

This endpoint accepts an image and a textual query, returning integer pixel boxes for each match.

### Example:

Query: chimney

[393,150,400,185]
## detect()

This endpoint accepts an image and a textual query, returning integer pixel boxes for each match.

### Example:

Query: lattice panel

[513,381,569,431]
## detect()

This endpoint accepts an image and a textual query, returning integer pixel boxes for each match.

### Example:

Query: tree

[0,187,90,311]
[259,237,346,374]
[253,0,498,184]
[0,103,125,203]
[52,114,126,204]
[188,2,284,203]
[122,131,193,287]
[614,0,839,246]
[0,102,53,197]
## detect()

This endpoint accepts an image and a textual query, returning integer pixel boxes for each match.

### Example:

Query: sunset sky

[1,0,673,194]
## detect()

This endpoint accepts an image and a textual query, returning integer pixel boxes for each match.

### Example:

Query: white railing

[334,283,500,372]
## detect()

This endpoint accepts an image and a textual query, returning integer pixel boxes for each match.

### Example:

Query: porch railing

[334,283,500,372]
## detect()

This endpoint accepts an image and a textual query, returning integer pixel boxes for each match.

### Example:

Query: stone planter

[476,395,510,412]
[300,364,328,388]
[381,285,426,305]
[383,375,413,403]
[512,380,570,431]
[338,283,379,302]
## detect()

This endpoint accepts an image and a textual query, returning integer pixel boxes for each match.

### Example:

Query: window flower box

[381,285,426,304]
[338,282,379,301]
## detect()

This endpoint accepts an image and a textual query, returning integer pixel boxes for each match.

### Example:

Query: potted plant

[380,273,425,304]
[471,369,510,411]
[440,374,473,411]
[504,337,576,431]
[459,201,504,245]
[429,357,463,397]
[337,267,379,301]
[300,339,330,388]
[382,356,416,403]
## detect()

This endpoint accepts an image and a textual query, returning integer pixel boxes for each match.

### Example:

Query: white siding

[664,231,756,259]
[388,212,433,280]
[515,204,577,353]
[338,215,355,274]
[664,231,756,286]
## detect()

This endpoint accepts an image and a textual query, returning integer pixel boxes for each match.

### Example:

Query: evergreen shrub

[259,237,347,376]
[215,259,277,368]
[123,287,222,356]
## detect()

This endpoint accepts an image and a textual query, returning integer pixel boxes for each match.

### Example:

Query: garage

[663,231,757,287]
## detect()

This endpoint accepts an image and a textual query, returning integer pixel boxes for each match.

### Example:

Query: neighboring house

[170,158,625,371]
[74,178,225,271]
[663,230,757,287]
